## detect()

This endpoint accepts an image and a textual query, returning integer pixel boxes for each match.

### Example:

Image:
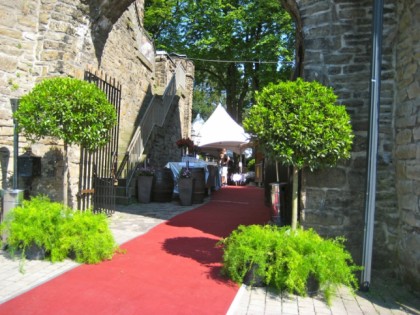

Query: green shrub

[58,210,117,264]
[0,195,69,258]
[217,224,361,305]
[0,195,119,268]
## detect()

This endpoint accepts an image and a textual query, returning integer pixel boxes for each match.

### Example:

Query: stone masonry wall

[147,54,195,168]
[0,0,193,208]
[297,0,398,270]
[296,0,419,290]
[394,0,420,292]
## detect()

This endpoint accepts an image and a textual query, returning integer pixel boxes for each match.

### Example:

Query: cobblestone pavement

[1,198,419,314]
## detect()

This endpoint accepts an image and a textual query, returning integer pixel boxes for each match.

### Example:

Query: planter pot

[25,243,46,260]
[306,274,320,297]
[178,178,194,206]
[243,264,265,287]
[137,176,153,203]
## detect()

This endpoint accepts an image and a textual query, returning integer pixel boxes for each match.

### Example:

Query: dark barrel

[191,168,205,203]
[152,168,174,202]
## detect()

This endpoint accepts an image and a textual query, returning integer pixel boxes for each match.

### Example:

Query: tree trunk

[63,142,68,207]
[291,166,298,230]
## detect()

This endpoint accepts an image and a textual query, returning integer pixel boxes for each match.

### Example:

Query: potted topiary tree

[13,77,117,207]
[243,78,354,229]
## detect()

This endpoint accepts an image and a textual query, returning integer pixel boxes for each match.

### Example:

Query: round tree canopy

[243,78,354,170]
[14,77,117,151]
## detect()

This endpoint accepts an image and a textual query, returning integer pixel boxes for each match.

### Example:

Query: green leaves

[243,78,354,170]
[14,77,117,151]
[0,196,119,266]
[218,224,361,306]
[144,0,295,119]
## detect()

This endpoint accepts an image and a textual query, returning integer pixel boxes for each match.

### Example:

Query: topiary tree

[243,78,354,229]
[14,77,117,207]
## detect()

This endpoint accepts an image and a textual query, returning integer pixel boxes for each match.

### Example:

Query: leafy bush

[58,210,117,264]
[217,224,361,305]
[0,196,68,258]
[0,196,119,268]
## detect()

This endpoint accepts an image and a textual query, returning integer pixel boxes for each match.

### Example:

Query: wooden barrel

[191,168,205,203]
[152,168,174,202]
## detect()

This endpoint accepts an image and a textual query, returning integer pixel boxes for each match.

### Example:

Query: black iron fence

[77,69,121,215]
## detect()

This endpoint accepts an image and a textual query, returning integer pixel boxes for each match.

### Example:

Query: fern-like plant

[58,210,117,264]
[0,195,119,270]
[0,195,70,259]
[217,224,361,306]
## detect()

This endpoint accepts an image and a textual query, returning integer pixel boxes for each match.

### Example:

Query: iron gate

[78,69,121,215]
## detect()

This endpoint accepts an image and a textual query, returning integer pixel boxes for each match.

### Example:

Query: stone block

[352,135,368,152]
[348,170,367,192]
[0,56,18,72]
[396,129,413,145]
[399,194,418,212]
[414,127,420,141]
[406,161,420,180]
[327,189,364,209]
[0,27,22,40]
[407,81,420,100]
[302,209,344,226]
[305,167,347,189]
[396,101,413,117]
[396,180,414,195]
[395,144,417,159]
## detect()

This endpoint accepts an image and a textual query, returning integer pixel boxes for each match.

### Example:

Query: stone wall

[0,0,193,208]
[394,0,420,292]
[294,0,419,290]
[147,54,195,168]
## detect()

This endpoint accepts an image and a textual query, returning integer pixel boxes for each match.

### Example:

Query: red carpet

[0,186,270,315]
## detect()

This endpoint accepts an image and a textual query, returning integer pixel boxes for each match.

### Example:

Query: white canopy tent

[195,104,250,154]
[191,113,205,143]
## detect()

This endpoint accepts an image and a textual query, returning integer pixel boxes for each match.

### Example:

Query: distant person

[220,150,229,186]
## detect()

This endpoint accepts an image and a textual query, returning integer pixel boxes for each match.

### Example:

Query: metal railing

[116,62,186,195]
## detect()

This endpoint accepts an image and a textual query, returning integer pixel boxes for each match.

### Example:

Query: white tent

[191,113,205,143]
[196,104,250,154]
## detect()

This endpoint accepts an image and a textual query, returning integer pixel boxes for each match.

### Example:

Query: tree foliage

[14,77,117,206]
[144,0,295,122]
[14,77,117,151]
[243,78,354,171]
[243,78,354,229]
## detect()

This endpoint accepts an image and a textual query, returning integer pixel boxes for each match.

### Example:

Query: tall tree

[144,0,295,122]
